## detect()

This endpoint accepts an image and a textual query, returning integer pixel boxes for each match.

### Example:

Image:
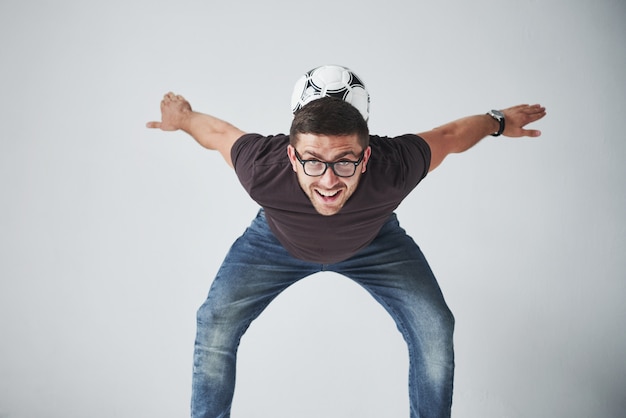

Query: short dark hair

[289,96,369,149]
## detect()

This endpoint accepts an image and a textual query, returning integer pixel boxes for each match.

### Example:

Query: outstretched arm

[419,104,546,172]
[146,92,245,168]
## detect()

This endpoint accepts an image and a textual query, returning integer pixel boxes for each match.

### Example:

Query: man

[147,88,546,418]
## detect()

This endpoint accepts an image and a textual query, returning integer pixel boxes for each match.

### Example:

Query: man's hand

[146,92,192,131]
[146,91,245,168]
[502,104,546,138]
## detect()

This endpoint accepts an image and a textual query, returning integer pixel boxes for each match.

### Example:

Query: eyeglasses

[294,149,365,178]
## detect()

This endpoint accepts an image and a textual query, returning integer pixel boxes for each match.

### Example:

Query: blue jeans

[191,209,454,418]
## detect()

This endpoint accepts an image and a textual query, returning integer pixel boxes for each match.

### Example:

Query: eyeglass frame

[293,149,366,178]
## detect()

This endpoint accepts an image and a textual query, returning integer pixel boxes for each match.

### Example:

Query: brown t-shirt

[231,133,430,264]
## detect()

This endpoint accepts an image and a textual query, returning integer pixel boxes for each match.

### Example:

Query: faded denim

[192,209,454,418]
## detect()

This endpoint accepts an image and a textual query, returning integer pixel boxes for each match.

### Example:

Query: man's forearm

[147,93,245,168]
[430,114,499,154]
[181,111,242,151]
[420,104,545,172]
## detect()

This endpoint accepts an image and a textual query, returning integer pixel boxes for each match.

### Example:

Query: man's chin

[308,188,346,216]
[311,201,342,216]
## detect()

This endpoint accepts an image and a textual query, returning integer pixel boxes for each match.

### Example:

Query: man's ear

[287,145,298,172]
[361,146,372,173]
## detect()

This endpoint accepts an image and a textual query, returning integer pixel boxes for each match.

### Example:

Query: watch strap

[487,110,505,137]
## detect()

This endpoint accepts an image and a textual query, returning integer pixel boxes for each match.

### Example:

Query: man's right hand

[146,92,245,168]
[146,92,192,131]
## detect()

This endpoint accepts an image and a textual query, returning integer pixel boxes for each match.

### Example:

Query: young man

[147,91,546,418]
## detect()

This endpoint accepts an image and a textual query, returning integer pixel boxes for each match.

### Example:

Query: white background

[1,0,624,417]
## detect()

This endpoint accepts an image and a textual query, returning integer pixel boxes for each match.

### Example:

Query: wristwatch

[487,109,505,137]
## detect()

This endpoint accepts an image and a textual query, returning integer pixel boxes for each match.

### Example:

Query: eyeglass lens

[304,161,356,177]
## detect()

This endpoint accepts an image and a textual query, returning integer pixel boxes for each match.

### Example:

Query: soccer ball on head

[290,65,370,121]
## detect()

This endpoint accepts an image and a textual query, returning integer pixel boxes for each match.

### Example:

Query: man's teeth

[317,190,339,197]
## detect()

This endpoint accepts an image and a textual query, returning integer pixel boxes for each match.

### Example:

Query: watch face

[491,110,504,119]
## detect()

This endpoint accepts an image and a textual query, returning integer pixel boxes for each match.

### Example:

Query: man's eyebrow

[302,150,360,160]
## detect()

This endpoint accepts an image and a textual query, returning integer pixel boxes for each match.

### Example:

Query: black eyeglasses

[294,149,365,178]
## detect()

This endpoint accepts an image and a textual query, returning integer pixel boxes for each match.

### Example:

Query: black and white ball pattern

[290,65,370,121]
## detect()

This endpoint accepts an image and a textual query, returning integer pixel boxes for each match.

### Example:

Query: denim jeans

[191,209,454,418]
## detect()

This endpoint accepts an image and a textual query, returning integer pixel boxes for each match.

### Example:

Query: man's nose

[318,166,340,187]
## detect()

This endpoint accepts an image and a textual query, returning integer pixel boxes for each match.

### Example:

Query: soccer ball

[290,65,370,121]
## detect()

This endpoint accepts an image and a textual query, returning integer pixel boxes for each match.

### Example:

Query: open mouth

[315,189,341,201]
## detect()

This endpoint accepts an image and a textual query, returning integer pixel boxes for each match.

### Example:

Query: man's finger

[146,121,162,129]
[522,129,542,137]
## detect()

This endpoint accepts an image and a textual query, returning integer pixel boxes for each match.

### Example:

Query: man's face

[287,133,371,216]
